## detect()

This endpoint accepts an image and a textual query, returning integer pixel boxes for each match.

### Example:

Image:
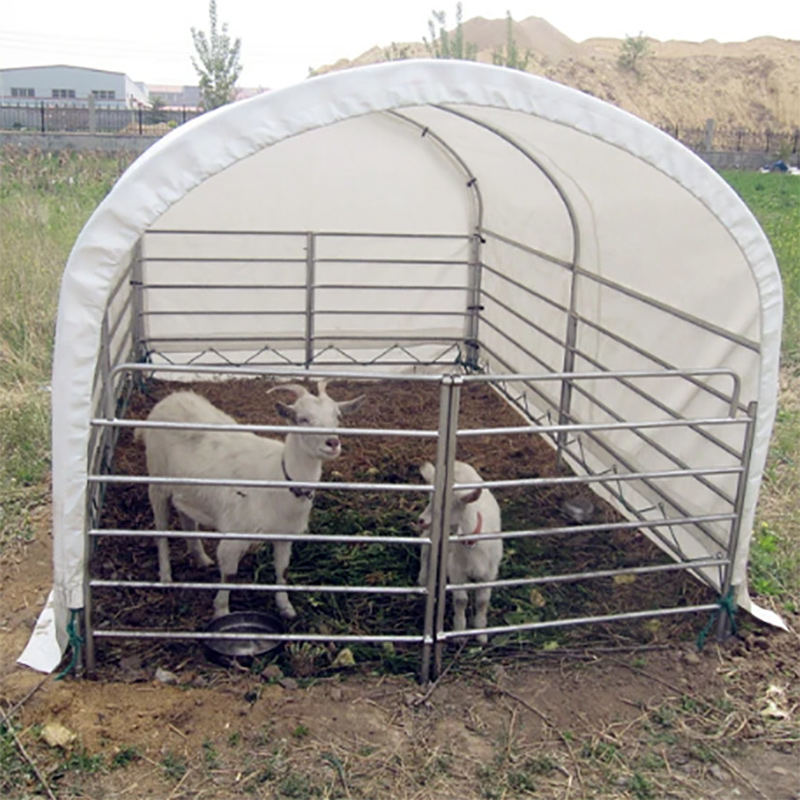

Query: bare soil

[1,378,799,799]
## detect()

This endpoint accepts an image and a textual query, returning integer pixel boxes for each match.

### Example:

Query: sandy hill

[314,16,800,132]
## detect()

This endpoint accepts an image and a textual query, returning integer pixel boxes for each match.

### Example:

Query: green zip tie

[696,587,737,652]
[55,609,84,681]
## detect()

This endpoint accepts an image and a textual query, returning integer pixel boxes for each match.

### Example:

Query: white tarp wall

[20,60,784,672]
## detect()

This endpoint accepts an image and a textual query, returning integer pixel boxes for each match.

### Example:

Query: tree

[191,0,242,110]
[424,3,478,60]
[145,95,168,125]
[492,11,532,71]
[618,32,650,75]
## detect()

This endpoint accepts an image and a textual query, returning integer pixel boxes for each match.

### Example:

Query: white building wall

[0,65,149,108]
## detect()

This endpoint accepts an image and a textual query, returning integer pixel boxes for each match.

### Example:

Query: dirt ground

[1,378,799,799]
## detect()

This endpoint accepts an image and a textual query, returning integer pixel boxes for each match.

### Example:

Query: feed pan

[204,611,283,663]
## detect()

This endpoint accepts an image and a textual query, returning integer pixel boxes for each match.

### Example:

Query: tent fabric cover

[20,59,784,672]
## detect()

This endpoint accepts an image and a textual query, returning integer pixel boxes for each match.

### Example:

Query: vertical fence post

[464,231,483,369]
[431,375,462,680]
[40,101,45,133]
[304,232,316,367]
[130,239,146,363]
[88,93,97,133]
[138,106,143,135]
[703,118,715,151]
[716,400,758,640]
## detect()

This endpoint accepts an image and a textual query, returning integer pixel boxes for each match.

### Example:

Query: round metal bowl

[203,611,283,664]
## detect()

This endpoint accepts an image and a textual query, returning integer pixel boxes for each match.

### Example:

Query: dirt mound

[313,17,800,131]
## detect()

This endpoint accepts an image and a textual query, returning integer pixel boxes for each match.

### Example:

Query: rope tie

[55,609,84,680]
[696,587,737,651]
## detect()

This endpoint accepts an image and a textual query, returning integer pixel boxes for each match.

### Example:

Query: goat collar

[461,512,482,548]
[282,458,314,501]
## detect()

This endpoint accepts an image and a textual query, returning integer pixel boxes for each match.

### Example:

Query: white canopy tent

[20,60,784,673]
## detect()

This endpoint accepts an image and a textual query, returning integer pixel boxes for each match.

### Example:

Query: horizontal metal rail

[481,262,568,316]
[139,334,465,345]
[437,603,720,642]
[140,309,468,318]
[91,511,736,547]
[93,629,427,644]
[419,513,737,543]
[89,474,431,492]
[91,528,425,546]
[88,465,741,493]
[92,418,440,438]
[90,579,425,596]
[140,257,307,265]
[93,413,744,439]
[109,361,449,382]
[146,229,469,240]
[140,282,306,290]
[447,557,728,592]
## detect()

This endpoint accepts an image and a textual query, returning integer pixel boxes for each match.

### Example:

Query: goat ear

[276,402,297,422]
[419,461,435,482]
[460,487,482,505]
[337,394,366,415]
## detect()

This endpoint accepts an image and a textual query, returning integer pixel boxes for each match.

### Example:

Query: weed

[291,724,310,740]
[203,738,220,769]
[0,720,35,794]
[749,522,798,598]
[630,771,655,799]
[278,771,313,799]
[161,751,188,781]
[55,747,105,776]
[228,730,242,747]
[110,745,140,769]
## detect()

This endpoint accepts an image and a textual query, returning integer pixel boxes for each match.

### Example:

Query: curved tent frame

[20,60,784,673]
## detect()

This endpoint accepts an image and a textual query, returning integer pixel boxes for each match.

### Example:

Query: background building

[0,64,149,108]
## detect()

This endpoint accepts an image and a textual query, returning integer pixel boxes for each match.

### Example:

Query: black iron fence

[1,102,798,160]
[658,121,800,156]
[0,102,201,136]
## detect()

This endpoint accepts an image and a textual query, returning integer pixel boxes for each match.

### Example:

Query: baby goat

[417,460,503,643]
[135,381,363,619]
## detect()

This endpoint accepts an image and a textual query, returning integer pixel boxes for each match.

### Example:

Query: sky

[4,0,800,89]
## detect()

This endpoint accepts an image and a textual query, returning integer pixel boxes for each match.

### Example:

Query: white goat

[417,460,503,643]
[135,381,363,619]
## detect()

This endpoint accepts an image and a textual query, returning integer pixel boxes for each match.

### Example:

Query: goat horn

[267,382,309,398]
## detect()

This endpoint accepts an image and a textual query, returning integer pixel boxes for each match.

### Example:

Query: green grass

[721,170,800,363]
[0,147,132,547]
[720,170,800,611]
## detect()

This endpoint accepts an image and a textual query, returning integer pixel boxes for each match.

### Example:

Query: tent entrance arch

[19,60,783,679]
